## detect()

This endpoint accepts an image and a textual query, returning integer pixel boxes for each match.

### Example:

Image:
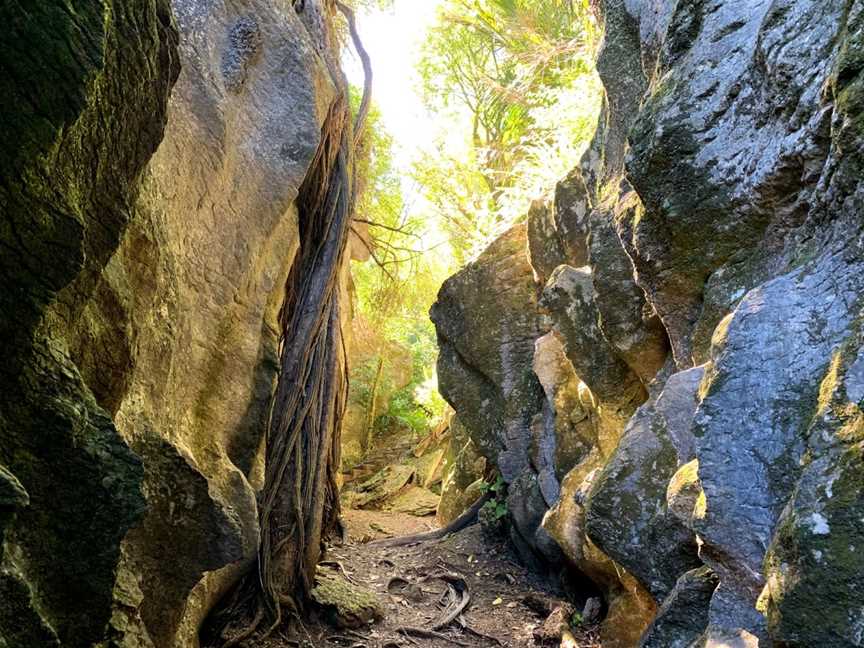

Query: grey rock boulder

[432,224,546,484]
[527,197,567,286]
[640,567,719,648]
[542,265,645,414]
[585,367,704,600]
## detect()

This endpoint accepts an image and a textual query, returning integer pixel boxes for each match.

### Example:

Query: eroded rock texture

[1,1,342,646]
[434,0,864,646]
[0,2,179,645]
[431,224,558,565]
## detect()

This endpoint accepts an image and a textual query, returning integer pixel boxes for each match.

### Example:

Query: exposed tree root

[369,492,492,548]
[456,615,504,646]
[319,560,358,585]
[393,626,470,646]
[387,570,504,646]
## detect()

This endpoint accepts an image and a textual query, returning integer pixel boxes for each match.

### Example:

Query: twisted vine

[206,2,372,644]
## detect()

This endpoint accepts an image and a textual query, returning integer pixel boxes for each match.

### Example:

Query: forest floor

[268,509,602,648]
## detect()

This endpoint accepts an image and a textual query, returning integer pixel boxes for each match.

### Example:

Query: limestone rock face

[433,0,864,645]
[437,417,487,526]
[761,327,864,646]
[624,0,851,368]
[0,2,178,645]
[586,367,704,601]
[432,224,558,562]
[432,224,546,486]
[433,219,657,643]
[527,198,567,286]
[588,0,864,644]
[640,567,719,648]
[532,333,596,493]
[0,1,340,646]
[109,5,339,643]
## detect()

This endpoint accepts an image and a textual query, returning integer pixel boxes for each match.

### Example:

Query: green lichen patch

[311,568,384,629]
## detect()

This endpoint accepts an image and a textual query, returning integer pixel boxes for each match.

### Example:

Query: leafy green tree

[415,0,600,259]
[347,90,454,449]
[345,0,601,449]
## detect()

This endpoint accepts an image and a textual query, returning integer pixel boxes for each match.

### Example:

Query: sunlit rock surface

[0,0,340,645]
[434,0,864,645]
[437,416,487,526]
[3,0,864,645]
[586,0,864,643]
[106,2,340,644]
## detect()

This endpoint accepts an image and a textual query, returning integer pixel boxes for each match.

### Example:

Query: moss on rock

[311,569,384,629]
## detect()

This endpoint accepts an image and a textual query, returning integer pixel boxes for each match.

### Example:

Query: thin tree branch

[350,225,395,281]
[353,218,422,239]
[335,1,373,145]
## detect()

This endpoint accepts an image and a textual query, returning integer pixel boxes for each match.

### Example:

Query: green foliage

[346,0,602,449]
[348,88,455,445]
[414,0,601,260]
[482,498,509,521]
[479,474,506,495]
[375,386,429,437]
[480,475,508,520]
[570,611,584,627]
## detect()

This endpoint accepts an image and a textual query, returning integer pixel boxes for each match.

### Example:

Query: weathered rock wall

[341,314,414,469]
[433,1,864,646]
[0,1,346,646]
[0,3,179,645]
[431,224,565,567]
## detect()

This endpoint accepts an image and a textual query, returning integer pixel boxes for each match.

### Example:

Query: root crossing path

[268,509,602,648]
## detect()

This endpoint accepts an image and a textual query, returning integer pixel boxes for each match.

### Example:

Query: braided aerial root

[207,2,372,645]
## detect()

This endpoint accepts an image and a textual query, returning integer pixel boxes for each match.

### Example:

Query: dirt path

[271,510,601,648]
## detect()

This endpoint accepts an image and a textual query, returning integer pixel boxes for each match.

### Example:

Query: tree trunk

[258,101,354,620]
[207,3,371,643]
[364,355,385,452]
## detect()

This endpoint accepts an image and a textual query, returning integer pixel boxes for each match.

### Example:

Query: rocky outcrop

[640,566,719,648]
[527,198,567,286]
[0,2,179,645]
[431,224,557,563]
[434,0,864,646]
[532,333,597,497]
[587,0,864,641]
[586,367,704,602]
[437,416,487,525]
[432,221,657,645]
[431,224,545,482]
[0,1,344,646]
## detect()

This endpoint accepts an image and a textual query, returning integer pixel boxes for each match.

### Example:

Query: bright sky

[343,0,456,255]
[343,1,445,170]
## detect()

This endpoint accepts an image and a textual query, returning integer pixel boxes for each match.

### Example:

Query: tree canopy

[415,0,600,261]
[345,0,601,453]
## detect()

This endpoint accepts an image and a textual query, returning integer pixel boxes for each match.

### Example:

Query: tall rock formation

[433,1,864,646]
[0,2,179,645]
[431,224,559,565]
[0,1,347,645]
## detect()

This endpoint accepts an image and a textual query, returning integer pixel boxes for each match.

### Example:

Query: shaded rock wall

[0,2,179,645]
[431,224,556,565]
[1,1,345,646]
[433,0,864,646]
